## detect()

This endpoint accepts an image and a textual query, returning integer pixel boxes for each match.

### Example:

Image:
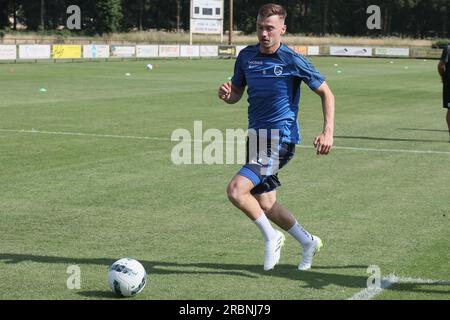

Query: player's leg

[255,141,323,270]
[444,82,450,139]
[446,109,450,137]
[271,203,322,270]
[254,191,295,230]
[227,174,284,270]
[251,140,316,246]
[254,184,322,271]
[227,174,266,221]
[256,191,315,246]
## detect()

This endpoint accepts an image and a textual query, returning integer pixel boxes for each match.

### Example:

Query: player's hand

[218,82,232,101]
[313,132,333,155]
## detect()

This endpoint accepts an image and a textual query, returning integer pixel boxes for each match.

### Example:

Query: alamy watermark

[66,265,81,290]
[171,121,282,174]
[66,5,81,30]
[367,5,381,30]
[366,265,381,290]
[62,5,381,39]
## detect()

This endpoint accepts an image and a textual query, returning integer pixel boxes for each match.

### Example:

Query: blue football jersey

[232,43,325,144]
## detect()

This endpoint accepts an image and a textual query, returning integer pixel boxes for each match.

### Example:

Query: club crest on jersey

[274,66,283,76]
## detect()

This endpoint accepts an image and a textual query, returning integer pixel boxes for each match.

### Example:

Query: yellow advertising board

[52,45,82,59]
[292,46,308,55]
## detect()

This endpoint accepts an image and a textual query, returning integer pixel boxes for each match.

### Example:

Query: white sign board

[180,45,200,57]
[307,46,320,56]
[190,0,224,43]
[136,45,159,58]
[200,45,218,57]
[191,19,222,34]
[330,46,372,57]
[83,44,110,58]
[375,48,409,57]
[159,45,180,57]
[192,0,223,19]
[19,45,51,59]
[235,45,247,57]
[111,46,135,57]
[0,45,17,60]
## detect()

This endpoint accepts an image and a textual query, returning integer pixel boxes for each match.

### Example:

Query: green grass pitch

[0,56,449,299]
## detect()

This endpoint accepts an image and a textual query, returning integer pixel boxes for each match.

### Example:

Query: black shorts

[444,81,450,109]
[237,132,296,195]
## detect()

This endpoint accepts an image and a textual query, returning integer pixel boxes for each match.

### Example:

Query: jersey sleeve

[231,51,247,88]
[292,54,326,90]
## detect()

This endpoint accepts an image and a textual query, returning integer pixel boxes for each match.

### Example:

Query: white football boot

[263,230,285,271]
[298,235,323,271]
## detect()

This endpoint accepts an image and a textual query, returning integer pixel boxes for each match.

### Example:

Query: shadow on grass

[384,283,450,296]
[397,128,449,133]
[77,291,122,299]
[1,253,448,298]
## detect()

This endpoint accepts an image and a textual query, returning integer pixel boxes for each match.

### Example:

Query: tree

[0,0,447,39]
[39,0,44,30]
[322,0,329,35]
[0,0,10,29]
[96,0,123,34]
[11,0,18,30]
[43,0,66,30]
[20,0,41,30]
[145,0,178,30]
[121,0,154,31]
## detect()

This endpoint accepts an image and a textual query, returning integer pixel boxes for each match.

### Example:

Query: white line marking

[0,129,169,142]
[348,275,397,300]
[348,274,450,300]
[1,128,450,155]
[321,145,450,155]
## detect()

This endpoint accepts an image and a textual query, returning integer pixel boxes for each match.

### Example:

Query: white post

[189,0,193,45]
[220,0,224,43]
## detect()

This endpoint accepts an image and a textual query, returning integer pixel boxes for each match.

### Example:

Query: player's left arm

[312,81,335,155]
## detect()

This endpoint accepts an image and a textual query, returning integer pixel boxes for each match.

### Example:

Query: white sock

[254,213,278,242]
[288,221,314,247]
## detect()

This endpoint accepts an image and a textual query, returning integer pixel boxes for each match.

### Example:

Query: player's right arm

[218,82,245,104]
[220,49,247,104]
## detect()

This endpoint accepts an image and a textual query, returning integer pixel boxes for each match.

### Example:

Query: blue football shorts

[237,132,296,195]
